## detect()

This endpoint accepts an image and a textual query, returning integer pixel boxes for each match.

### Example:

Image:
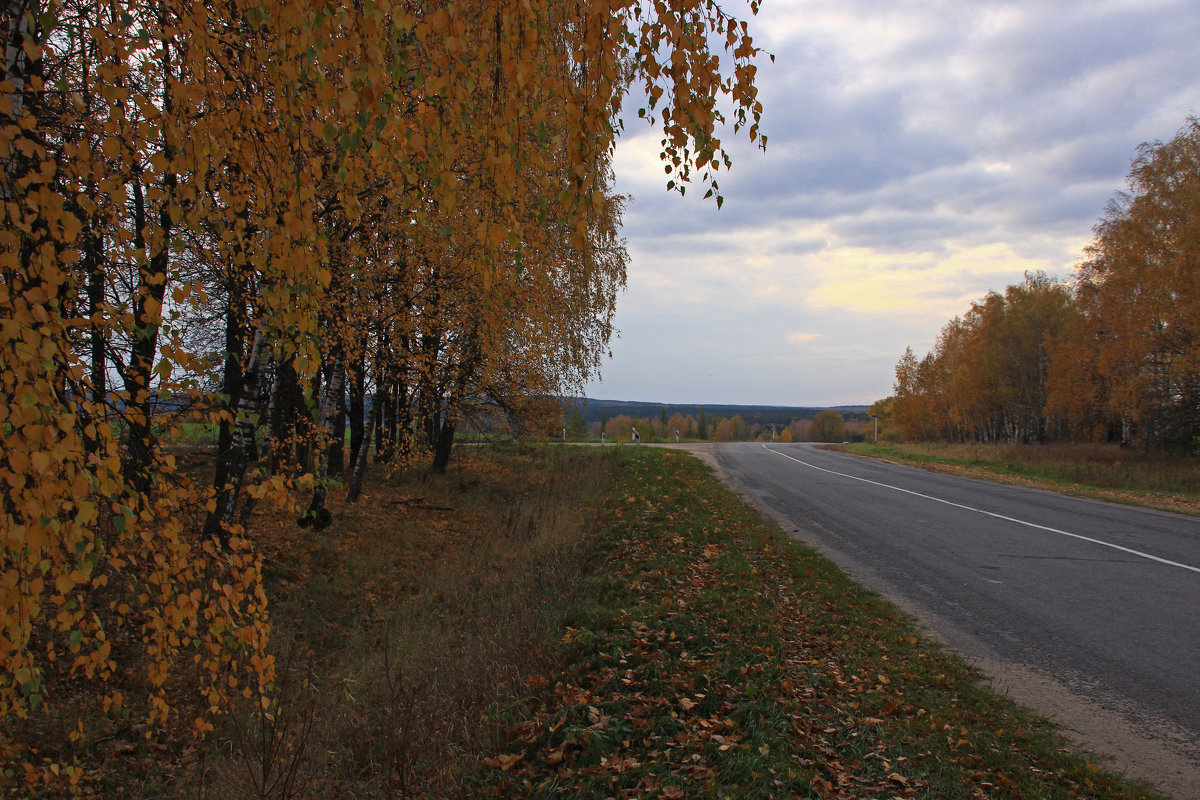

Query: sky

[581,0,1200,407]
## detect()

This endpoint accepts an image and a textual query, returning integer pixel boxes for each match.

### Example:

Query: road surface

[679,442,1200,798]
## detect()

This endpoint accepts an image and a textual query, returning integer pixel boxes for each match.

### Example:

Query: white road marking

[762,445,1200,575]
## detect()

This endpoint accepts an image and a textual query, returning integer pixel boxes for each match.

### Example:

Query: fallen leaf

[497,751,524,771]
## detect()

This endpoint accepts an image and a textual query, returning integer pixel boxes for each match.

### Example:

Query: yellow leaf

[30,451,51,475]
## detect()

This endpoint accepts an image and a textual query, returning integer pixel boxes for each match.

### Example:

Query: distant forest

[556,398,873,443]
[567,398,870,426]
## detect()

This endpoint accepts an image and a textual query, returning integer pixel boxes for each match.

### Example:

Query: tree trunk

[212,279,248,494]
[347,352,366,473]
[347,391,379,503]
[268,356,301,473]
[120,170,171,497]
[327,358,347,475]
[80,224,106,455]
[202,329,266,548]
[298,349,344,530]
[296,366,323,473]
[236,359,282,527]
[374,377,392,463]
[119,38,176,499]
[431,418,455,473]
[393,375,413,463]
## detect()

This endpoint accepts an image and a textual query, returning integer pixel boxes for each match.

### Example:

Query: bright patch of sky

[582,0,1200,407]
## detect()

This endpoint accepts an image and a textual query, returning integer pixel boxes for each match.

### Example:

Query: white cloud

[787,332,823,344]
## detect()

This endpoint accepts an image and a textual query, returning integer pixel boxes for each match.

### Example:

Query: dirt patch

[643,442,720,472]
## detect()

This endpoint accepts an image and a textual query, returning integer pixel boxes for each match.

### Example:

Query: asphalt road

[710,442,1200,795]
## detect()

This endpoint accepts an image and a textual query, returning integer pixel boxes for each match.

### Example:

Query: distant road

[706,442,1200,799]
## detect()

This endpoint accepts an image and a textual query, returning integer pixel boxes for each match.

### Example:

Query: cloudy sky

[581,0,1200,407]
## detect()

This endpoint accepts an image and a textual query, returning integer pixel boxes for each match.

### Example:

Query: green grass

[469,448,1167,800]
[846,441,1200,514]
[160,419,220,446]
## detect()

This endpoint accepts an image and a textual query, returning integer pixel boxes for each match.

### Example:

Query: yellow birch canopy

[1,0,767,784]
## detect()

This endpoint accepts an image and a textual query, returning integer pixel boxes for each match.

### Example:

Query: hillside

[565,397,871,427]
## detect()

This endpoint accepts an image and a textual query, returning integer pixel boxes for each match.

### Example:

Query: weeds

[188,444,621,799]
[200,648,315,800]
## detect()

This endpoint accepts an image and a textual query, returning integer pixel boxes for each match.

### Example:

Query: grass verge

[844,441,1200,516]
[471,447,1167,800]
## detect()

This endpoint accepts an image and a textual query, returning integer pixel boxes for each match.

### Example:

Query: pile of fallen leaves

[471,448,1167,800]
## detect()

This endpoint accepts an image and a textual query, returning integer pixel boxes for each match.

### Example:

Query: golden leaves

[0,2,280,773]
[0,0,765,788]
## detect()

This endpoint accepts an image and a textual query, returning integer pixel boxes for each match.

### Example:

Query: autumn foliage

[891,272,1077,444]
[1051,117,1200,450]
[890,119,1200,452]
[1,0,767,790]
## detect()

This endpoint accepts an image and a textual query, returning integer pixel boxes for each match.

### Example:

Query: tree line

[0,0,767,782]
[886,119,1200,452]
[561,408,865,443]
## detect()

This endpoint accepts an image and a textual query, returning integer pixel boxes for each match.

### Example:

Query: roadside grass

[846,441,1200,515]
[183,444,622,799]
[472,448,1166,800]
[47,444,1168,798]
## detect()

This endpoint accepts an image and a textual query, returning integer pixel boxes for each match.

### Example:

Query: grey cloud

[827,211,964,251]
[590,0,1200,405]
[767,237,829,257]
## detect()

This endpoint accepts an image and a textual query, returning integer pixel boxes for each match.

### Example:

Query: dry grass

[188,444,621,799]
